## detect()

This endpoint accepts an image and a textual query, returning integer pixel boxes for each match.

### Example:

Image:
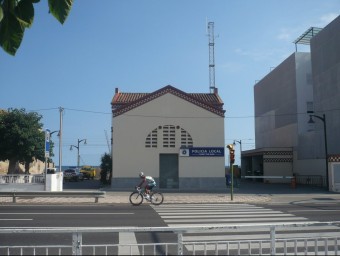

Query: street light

[50,130,59,136]
[70,138,87,169]
[308,113,328,190]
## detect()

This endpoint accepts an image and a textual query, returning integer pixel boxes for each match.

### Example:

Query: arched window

[145,128,158,148]
[180,128,193,147]
[163,125,176,148]
[145,125,193,148]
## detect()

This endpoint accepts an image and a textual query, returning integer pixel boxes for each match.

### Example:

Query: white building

[111,85,225,190]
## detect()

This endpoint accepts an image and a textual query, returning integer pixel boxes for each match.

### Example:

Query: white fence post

[270,226,276,255]
[177,231,183,255]
[72,232,82,255]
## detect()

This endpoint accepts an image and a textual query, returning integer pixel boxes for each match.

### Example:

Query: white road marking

[152,202,340,253]
[0,212,134,215]
[165,216,307,223]
[289,209,340,212]
[157,210,281,215]
[161,213,295,218]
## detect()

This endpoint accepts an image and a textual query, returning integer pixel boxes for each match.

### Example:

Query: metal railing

[242,175,325,188]
[0,222,339,255]
[296,175,324,187]
[0,174,44,184]
[0,190,106,203]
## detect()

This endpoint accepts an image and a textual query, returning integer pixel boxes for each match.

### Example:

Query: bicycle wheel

[150,192,164,205]
[129,192,143,206]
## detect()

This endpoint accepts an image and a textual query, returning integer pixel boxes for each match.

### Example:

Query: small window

[306,101,314,113]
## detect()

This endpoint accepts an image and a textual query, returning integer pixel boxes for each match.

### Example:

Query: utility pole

[59,107,63,173]
[104,130,111,154]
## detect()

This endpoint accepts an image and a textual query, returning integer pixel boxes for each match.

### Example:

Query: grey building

[242,15,340,189]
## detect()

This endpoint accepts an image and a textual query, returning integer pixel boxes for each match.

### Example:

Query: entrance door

[159,154,179,189]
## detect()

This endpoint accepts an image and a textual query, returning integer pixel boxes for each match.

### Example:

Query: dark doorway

[159,154,179,189]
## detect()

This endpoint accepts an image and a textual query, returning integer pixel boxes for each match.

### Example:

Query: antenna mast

[104,130,111,154]
[208,21,216,93]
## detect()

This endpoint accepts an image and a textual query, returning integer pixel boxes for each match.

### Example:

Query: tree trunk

[8,159,19,174]
[24,162,30,174]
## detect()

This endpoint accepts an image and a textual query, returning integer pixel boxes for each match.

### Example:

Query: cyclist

[136,172,156,199]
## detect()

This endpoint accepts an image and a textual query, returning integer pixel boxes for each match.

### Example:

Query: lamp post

[308,113,328,190]
[70,139,87,169]
[59,107,64,173]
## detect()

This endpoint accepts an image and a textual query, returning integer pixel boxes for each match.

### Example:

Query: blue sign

[45,129,50,158]
[188,147,224,157]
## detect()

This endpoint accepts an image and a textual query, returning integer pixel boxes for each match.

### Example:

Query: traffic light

[226,144,235,164]
[230,149,235,164]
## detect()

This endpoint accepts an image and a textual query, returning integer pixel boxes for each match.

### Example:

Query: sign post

[44,129,50,191]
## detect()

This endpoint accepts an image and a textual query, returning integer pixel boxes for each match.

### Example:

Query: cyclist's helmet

[139,172,145,178]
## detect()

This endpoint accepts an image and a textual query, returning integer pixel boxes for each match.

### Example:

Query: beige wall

[112,93,225,180]
[0,159,48,174]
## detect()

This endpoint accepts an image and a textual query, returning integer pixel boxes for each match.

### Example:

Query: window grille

[163,125,176,148]
[145,125,193,148]
[180,128,193,147]
[145,128,158,148]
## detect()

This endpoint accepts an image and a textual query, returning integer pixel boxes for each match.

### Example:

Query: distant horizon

[55,165,100,171]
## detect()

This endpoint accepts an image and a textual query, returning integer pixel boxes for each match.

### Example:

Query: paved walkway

[1,181,340,205]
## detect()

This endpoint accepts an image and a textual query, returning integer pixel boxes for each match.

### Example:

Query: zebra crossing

[152,203,309,227]
[151,203,340,254]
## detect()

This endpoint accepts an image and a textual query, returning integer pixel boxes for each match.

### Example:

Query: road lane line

[157,211,282,215]
[0,213,134,215]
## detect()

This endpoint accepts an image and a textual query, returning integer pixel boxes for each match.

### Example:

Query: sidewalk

[1,181,339,205]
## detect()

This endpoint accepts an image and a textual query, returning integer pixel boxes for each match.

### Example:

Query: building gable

[111,85,225,117]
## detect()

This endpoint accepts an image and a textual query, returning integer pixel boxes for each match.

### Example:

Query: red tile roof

[111,85,224,117]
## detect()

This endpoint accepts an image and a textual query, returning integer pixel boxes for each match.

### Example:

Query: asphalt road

[1,180,340,255]
[1,201,340,237]
[0,204,174,253]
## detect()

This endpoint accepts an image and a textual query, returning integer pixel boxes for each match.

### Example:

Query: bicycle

[129,187,164,206]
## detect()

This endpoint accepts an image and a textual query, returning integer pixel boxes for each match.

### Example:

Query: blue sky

[1,0,339,167]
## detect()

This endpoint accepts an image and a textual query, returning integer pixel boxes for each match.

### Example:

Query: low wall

[0,174,63,192]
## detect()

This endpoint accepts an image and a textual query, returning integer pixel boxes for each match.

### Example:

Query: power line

[16,105,340,120]
[64,108,111,115]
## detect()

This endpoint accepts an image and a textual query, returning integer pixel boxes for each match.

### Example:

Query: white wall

[112,93,225,180]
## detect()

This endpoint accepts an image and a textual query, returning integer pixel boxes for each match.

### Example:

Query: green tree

[0,0,73,56]
[100,153,112,185]
[0,108,53,174]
